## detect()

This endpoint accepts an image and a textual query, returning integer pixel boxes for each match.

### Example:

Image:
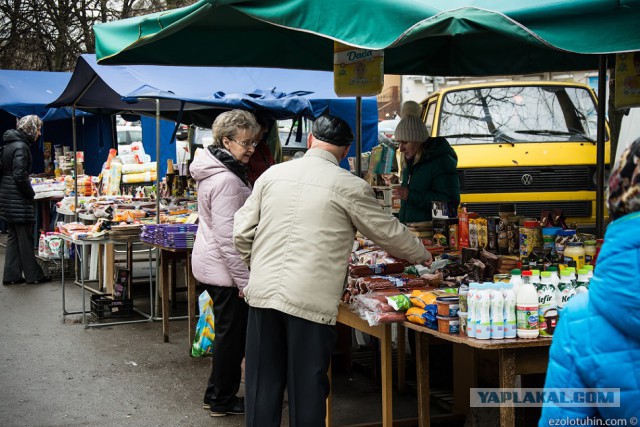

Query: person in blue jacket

[539,137,640,424]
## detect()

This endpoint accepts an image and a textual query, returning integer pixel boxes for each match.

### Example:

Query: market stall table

[142,243,196,349]
[59,234,153,328]
[329,303,405,427]
[402,321,552,427]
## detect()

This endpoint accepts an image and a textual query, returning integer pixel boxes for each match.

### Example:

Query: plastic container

[575,268,590,294]
[519,220,542,260]
[437,315,460,334]
[91,294,134,319]
[467,283,479,337]
[546,265,561,289]
[475,283,492,339]
[458,285,469,312]
[489,283,505,339]
[437,297,460,317]
[542,227,561,256]
[537,271,557,337]
[557,270,577,311]
[458,312,468,336]
[516,270,539,338]
[510,269,523,298]
[564,242,586,270]
[502,283,517,338]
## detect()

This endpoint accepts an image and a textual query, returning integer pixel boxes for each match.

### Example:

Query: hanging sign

[614,52,640,109]
[334,41,384,97]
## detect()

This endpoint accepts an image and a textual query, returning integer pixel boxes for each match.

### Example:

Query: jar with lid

[563,242,586,270]
[555,229,577,260]
[583,240,597,265]
[519,219,542,260]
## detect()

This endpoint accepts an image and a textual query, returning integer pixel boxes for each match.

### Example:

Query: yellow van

[420,81,609,229]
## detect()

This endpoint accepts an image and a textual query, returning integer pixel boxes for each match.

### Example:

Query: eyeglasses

[229,138,258,149]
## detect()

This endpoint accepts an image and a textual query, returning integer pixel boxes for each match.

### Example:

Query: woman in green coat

[392,113,460,223]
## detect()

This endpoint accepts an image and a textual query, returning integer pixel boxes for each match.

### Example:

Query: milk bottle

[516,270,539,338]
[467,283,479,337]
[489,283,505,339]
[510,269,523,298]
[575,268,590,294]
[475,283,492,340]
[557,270,577,311]
[538,271,557,337]
[530,269,541,289]
[502,283,517,338]
[546,266,561,289]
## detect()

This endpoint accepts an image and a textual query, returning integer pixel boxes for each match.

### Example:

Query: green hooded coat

[398,137,460,223]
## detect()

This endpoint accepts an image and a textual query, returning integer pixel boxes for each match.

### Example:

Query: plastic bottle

[467,283,478,338]
[475,283,492,340]
[575,268,590,294]
[557,270,577,311]
[538,271,557,337]
[489,283,505,339]
[583,240,597,265]
[546,265,561,289]
[530,269,541,288]
[502,282,517,338]
[510,269,523,298]
[516,270,539,338]
[583,264,594,280]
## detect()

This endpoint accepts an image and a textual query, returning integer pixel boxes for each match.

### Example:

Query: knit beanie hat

[17,115,43,142]
[608,137,640,220]
[395,115,430,143]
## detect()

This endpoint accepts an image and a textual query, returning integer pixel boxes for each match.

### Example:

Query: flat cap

[312,115,354,146]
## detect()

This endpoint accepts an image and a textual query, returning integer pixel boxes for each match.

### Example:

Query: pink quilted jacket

[190,149,251,291]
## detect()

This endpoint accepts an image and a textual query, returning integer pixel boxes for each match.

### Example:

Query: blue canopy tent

[49,54,378,176]
[0,69,106,175]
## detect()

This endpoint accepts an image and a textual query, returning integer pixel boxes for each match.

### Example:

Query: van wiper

[514,129,596,143]
[441,132,515,145]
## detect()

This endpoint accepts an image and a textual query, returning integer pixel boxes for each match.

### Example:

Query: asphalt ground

[0,239,427,427]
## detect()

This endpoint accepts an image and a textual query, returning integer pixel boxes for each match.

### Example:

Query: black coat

[0,129,36,223]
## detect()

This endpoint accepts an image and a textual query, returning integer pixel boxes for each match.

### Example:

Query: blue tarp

[0,69,82,121]
[50,54,378,174]
[0,69,107,175]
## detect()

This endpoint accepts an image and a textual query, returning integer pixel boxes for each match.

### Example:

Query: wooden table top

[402,320,553,349]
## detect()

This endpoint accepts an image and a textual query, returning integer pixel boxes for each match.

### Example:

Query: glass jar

[583,240,597,265]
[563,242,586,270]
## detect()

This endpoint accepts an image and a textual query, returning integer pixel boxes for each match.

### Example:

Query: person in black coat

[1,115,50,284]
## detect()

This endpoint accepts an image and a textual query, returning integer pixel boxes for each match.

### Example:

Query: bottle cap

[560,270,572,277]
[557,229,577,236]
[547,266,558,272]
[577,268,589,275]
[567,267,576,272]
[584,240,597,246]
[584,265,594,271]
[511,269,522,275]
[541,271,552,278]
[522,270,533,276]
[523,220,539,228]
[531,269,540,276]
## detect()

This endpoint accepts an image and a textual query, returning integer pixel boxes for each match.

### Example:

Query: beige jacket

[233,148,430,325]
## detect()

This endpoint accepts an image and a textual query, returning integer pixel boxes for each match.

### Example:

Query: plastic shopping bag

[191,290,215,357]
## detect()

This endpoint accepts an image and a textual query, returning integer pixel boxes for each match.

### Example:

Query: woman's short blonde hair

[211,110,260,147]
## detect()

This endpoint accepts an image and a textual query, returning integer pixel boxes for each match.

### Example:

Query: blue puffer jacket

[539,212,640,424]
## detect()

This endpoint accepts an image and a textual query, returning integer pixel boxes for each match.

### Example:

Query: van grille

[459,166,594,193]
[464,201,592,218]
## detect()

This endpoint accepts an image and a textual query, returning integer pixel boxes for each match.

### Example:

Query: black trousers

[202,285,248,409]
[2,222,44,283]
[245,307,337,427]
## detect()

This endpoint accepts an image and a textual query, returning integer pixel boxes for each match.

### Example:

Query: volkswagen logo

[521,174,534,186]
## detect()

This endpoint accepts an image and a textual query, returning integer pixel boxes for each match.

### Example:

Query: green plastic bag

[191,291,215,357]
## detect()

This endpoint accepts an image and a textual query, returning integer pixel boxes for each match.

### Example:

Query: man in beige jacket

[234,114,431,427]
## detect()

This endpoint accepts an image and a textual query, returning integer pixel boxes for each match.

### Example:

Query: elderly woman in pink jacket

[190,109,260,418]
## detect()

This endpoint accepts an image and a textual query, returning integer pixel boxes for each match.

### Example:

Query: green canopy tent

[94,0,640,236]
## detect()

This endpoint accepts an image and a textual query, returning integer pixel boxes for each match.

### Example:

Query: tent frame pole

[596,55,607,238]
[356,96,362,176]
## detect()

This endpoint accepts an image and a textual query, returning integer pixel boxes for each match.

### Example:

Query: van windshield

[438,85,603,145]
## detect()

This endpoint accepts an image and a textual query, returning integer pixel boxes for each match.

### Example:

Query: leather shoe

[210,397,244,417]
[3,278,25,285]
[28,276,52,284]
